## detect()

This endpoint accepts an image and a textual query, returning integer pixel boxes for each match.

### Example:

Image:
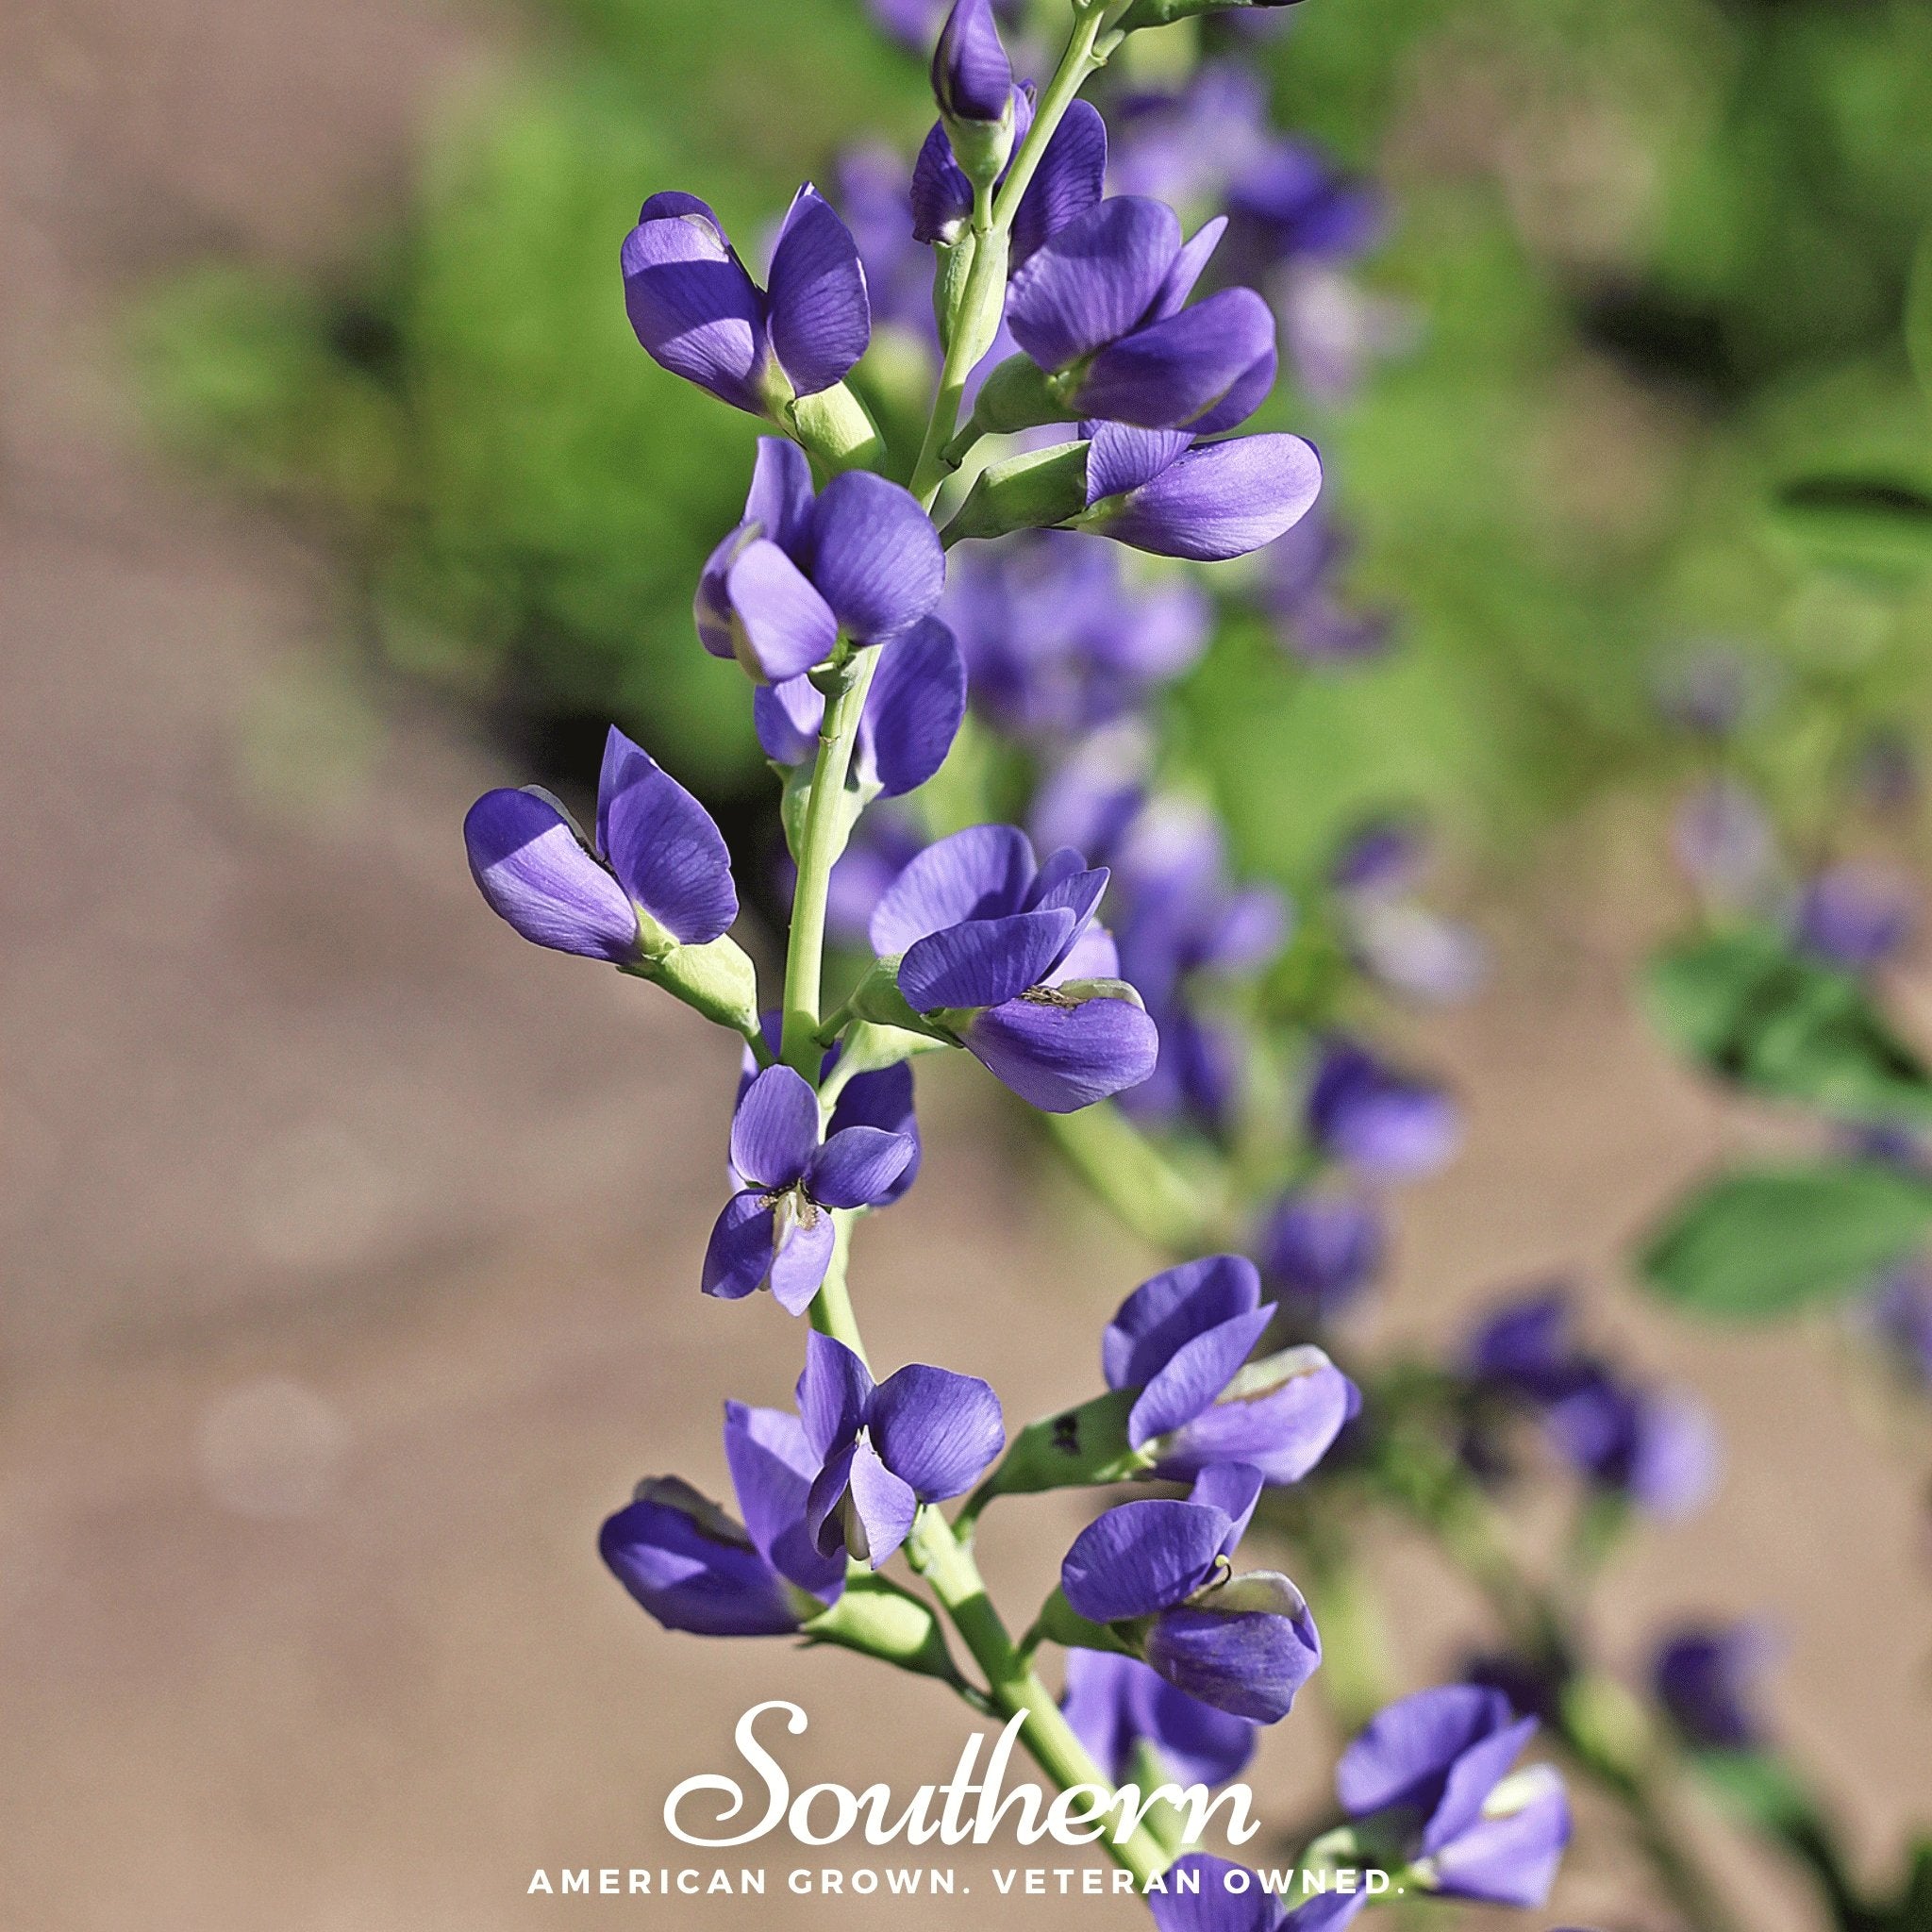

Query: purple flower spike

[756,615,967,797]
[1306,1036,1460,1181]
[704,1066,915,1314]
[1006,197,1278,432]
[1653,1622,1777,1752]
[464,726,737,964]
[1256,1190,1385,1321]
[1060,1466,1321,1723]
[599,1403,843,1639]
[1102,1255,1359,1483]
[1334,1686,1571,1908]
[1060,1650,1257,1790]
[798,1332,1004,1568]
[870,824,1159,1112]
[698,439,945,682]
[932,0,1010,125]
[623,185,869,415]
[1083,425,1324,562]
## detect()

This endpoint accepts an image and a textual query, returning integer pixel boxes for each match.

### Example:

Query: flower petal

[1335,1685,1515,1822]
[807,471,946,642]
[1421,1714,1539,1856]
[870,1365,1005,1498]
[796,1328,875,1461]
[827,1061,921,1204]
[865,617,966,796]
[730,1064,821,1191]
[764,183,871,398]
[701,1191,777,1301]
[1084,424,1191,505]
[1060,1497,1231,1624]
[900,908,1076,1012]
[932,0,1011,124]
[1126,1306,1277,1448]
[964,991,1159,1111]
[723,1401,846,1600]
[844,1434,920,1566]
[1104,1255,1266,1392]
[1147,216,1226,322]
[768,1201,838,1314]
[622,192,766,412]
[910,122,973,247]
[1428,1765,1570,1907]
[464,788,641,962]
[806,1125,916,1209]
[1072,290,1276,431]
[754,674,825,768]
[1190,1462,1264,1554]
[1146,1855,1282,1932]
[1094,434,1324,562]
[1144,1574,1322,1723]
[726,538,841,682]
[1007,196,1182,374]
[1133,1674,1259,1790]
[742,435,816,553]
[869,823,1037,954]
[1153,1347,1359,1486]
[598,731,739,944]
[599,1488,803,1637]
[1010,99,1108,269]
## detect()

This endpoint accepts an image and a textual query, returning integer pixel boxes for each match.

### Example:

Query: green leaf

[1640,1161,1932,1320]
[1767,473,1932,586]
[1645,925,1932,1125]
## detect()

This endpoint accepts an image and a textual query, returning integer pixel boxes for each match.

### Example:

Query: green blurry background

[133,0,1932,890]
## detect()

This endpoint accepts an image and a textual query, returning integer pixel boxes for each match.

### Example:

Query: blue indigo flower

[1060,1464,1322,1722]
[931,0,1012,129]
[798,1331,1004,1567]
[623,186,869,416]
[754,614,966,798]
[1329,821,1486,1006]
[1791,863,1916,972]
[1652,1622,1776,1752]
[1079,422,1324,561]
[1465,1288,1581,1403]
[697,438,946,685]
[703,1065,915,1313]
[1060,1650,1257,1790]
[1306,1037,1460,1181]
[1102,1255,1359,1482]
[1259,507,1395,665]
[836,145,937,341]
[869,824,1159,1111]
[600,1400,845,1637]
[1334,1686,1571,1908]
[942,532,1210,740]
[465,727,736,964]
[1004,197,1277,431]
[913,94,1108,264]
[1256,1189,1384,1322]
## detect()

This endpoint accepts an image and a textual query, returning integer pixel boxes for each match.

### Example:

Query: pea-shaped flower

[1003,196,1278,432]
[868,824,1159,1112]
[464,726,740,974]
[1060,1650,1257,1791]
[1256,1189,1384,1323]
[1060,1464,1321,1723]
[704,1066,915,1313]
[696,439,946,685]
[1652,1621,1775,1752]
[1103,1255,1359,1483]
[799,1332,1005,1568]
[599,1400,845,1638]
[623,186,868,417]
[913,92,1108,265]
[1306,1034,1460,1180]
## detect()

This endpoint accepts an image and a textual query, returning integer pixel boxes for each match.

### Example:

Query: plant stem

[1045,1103,1224,1253]
[807,1215,871,1368]
[779,653,879,1078]
[906,1506,1173,1887]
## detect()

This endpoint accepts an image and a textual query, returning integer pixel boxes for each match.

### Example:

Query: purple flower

[622,186,868,416]
[1332,1686,1570,1907]
[932,0,1011,126]
[599,1400,845,1638]
[1256,1189,1384,1321]
[1103,1256,1359,1483]
[869,824,1159,1111]
[866,0,1021,53]
[1060,1650,1257,1789]
[825,807,931,945]
[1080,422,1324,561]
[913,93,1108,263]
[1652,1622,1776,1752]
[703,1065,915,1313]
[798,1331,1003,1567]
[1259,507,1395,665]
[1060,1465,1322,1722]
[1791,863,1916,972]
[696,439,945,684]
[1005,197,1277,431]
[942,532,1210,739]
[464,727,736,964]
[1465,1288,1581,1402]
[835,145,935,339]
[1866,1263,1932,1388]
[755,615,966,797]
[1146,1854,1367,1932]
[1306,1037,1460,1181]
[1672,778,1776,905]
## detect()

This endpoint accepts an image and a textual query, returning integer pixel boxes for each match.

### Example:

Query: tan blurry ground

[2,0,1930,1928]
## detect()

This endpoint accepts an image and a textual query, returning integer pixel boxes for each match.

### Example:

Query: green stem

[779,652,879,1077]
[906,1507,1173,1887]
[807,1214,870,1367]
[1045,1103,1224,1253]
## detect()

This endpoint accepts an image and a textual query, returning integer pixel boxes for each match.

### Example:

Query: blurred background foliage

[133,0,1932,890]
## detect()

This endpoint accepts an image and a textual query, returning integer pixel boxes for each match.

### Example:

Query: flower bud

[1116,0,1306,27]
[932,0,1015,186]
[941,441,1091,545]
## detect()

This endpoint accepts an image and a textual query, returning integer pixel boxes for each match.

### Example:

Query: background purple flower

[1256,1190,1385,1323]
[1790,862,1916,972]
[1652,1621,1776,1752]
[1060,1650,1257,1790]
[1306,1037,1460,1181]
